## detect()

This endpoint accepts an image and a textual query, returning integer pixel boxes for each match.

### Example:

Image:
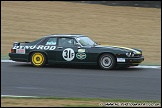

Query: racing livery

[9,34,144,70]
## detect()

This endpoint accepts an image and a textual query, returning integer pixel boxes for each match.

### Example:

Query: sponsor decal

[62,48,75,61]
[117,58,125,62]
[16,49,25,54]
[76,53,86,60]
[46,42,56,45]
[13,45,56,50]
[78,49,85,52]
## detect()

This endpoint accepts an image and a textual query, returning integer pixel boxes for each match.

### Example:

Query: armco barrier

[65,1,161,8]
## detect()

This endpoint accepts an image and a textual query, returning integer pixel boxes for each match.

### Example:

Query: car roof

[44,34,86,38]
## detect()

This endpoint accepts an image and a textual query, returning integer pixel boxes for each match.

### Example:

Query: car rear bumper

[9,53,29,62]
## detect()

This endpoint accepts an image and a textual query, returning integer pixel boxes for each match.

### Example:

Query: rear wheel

[30,52,46,67]
[98,53,116,70]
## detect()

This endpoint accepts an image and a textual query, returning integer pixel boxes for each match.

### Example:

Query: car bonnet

[95,45,141,54]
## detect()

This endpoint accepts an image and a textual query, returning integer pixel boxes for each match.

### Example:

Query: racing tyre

[99,53,116,70]
[31,52,46,67]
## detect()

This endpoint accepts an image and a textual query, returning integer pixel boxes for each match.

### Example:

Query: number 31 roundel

[62,48,75,61]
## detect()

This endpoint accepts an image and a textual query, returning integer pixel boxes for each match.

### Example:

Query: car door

[54,37,77,62]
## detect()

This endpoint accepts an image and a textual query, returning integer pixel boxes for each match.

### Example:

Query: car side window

[58,38,75,47]
[46,38,57,45]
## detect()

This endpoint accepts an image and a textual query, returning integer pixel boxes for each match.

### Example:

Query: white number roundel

[62,48,75,61]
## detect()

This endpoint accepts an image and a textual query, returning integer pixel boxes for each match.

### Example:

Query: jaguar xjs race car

[9,34,144,70]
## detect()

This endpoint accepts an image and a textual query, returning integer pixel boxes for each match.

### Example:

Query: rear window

[46,38,57,45]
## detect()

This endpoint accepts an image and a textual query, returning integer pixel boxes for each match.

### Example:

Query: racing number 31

[62,48,75,61]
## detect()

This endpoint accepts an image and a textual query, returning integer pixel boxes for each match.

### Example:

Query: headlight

[126,52,134,57]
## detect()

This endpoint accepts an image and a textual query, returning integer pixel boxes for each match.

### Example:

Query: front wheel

[30,52,46,67]
[98,53,116,70]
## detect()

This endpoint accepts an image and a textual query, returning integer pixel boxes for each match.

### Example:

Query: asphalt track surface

[1,62,161,100]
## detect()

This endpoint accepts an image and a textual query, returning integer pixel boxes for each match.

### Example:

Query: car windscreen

[76,36,97,46]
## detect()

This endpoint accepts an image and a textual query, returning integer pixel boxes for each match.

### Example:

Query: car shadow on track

[13,63,143,71]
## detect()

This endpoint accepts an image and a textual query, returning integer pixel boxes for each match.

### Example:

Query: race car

[9,34,144,70]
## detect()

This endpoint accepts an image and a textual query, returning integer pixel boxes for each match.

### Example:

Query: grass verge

[1,97,161,107]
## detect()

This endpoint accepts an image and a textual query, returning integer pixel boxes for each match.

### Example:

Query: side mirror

[97,43,100,45]
[95,42,100,45]
[74,43,81,48]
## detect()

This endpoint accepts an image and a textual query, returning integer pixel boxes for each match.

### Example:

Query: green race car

[9,34,144,70]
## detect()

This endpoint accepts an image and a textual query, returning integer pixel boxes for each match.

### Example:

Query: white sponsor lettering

[13,45,56,50]
[19,46,24,49]
[30,45,36,49]
[49,46,56,50]
[46,42,56,45]
[44,46,50,50]
[25,46,30,49]
[117,58,125,62]
[13,46,19,49]
[36,45,44,50]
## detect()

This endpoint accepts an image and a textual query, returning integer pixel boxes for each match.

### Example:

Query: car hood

[95,45,142,54]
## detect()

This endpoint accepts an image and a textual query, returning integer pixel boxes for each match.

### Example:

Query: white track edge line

[1,95,37,98]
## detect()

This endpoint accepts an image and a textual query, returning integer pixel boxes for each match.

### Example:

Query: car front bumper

[117,56,144,67]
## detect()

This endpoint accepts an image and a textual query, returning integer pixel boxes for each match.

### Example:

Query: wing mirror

[75,43,81,48]
[97,43,100,45]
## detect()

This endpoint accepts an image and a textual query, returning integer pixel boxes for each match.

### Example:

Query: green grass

[1,96,160,102]
[140,62,161,66]
[1,55,9,60]
[2,97,161,107]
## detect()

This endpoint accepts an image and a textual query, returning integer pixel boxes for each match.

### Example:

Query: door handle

[57,47,63,49]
